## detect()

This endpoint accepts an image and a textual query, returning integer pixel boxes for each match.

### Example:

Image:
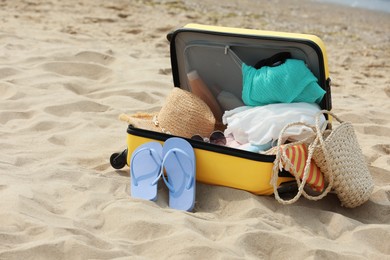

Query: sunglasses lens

[210,131,226,146]
[191,135,204,142]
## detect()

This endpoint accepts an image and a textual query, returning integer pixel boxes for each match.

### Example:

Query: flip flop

[130,142,163,201]
[161,137,196,211]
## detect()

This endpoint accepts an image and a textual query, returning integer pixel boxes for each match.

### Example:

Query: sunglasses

[191,131,226,146]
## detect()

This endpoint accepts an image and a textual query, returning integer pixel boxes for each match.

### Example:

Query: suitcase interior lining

[173,31,326,108]
[125,28,329,161]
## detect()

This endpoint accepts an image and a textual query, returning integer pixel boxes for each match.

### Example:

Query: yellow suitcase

[110,24,332,195]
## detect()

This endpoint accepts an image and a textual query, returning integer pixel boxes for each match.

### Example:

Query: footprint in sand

[19,192,65,216]
[373,144,390,155]
[0,83,25,100]
[350,226,390,253]
[81,88,130,100]
[62,82,94,96]
[30,121,60,132]
[385,86,390,98]
[44,100,109,117]
[362,125,390,138]
[129,91,162,105]
[155,26,174,33]
[87,89,162,104]
[337,113,366,124]
[0,110,35,124]
[73,51,115,66]
[41,61,112,80]
[117,219,173,242]
[123,28,142,34]
[48,135,66,146]
[0,67,22,79]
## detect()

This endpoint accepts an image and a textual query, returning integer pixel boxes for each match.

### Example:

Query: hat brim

[119,112,161,132]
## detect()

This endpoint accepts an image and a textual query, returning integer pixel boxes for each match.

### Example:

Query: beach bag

[272,110,374,208]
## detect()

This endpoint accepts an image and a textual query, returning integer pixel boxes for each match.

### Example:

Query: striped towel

[282,144,324,192]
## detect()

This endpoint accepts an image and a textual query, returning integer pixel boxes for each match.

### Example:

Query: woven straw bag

[272,110,374,208]
[312,111,374,208]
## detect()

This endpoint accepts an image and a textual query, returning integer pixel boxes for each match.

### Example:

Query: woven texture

[272,110,374,208]
[271,121,332,205]
[312,113,374,208]
[119,88,216,138]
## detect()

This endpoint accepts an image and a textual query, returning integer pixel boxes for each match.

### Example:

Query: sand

[1,0,389,259]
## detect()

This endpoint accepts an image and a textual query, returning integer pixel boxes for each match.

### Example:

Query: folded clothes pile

[223,102,326,152]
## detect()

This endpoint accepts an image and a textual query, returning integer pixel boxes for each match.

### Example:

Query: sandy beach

[1,0,389,259]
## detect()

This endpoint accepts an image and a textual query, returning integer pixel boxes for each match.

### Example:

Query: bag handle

[272,111,336,204]
[311,110,343,193]
[315,110,344,139]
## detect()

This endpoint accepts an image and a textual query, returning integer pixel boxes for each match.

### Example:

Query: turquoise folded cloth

[242,59,325,106]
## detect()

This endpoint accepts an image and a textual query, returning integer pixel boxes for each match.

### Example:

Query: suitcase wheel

[110,149,128,169]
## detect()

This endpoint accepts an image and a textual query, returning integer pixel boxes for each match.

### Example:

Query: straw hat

[119,88,216,138]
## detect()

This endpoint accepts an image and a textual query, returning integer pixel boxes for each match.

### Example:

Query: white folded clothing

[222,102,326,146]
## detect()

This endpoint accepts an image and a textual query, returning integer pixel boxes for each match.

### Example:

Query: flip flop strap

[161,148,194,193]
[130,147,162,186]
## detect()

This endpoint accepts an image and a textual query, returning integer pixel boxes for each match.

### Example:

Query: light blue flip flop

[161,137,196,211]
[130,142,163,201]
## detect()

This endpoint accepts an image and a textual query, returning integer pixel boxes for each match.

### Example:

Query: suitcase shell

[124,24,332,195]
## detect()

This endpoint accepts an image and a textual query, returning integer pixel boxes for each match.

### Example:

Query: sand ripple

[0,0,389,259]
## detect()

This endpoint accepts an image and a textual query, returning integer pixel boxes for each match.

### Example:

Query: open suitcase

[110,23,332,195]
